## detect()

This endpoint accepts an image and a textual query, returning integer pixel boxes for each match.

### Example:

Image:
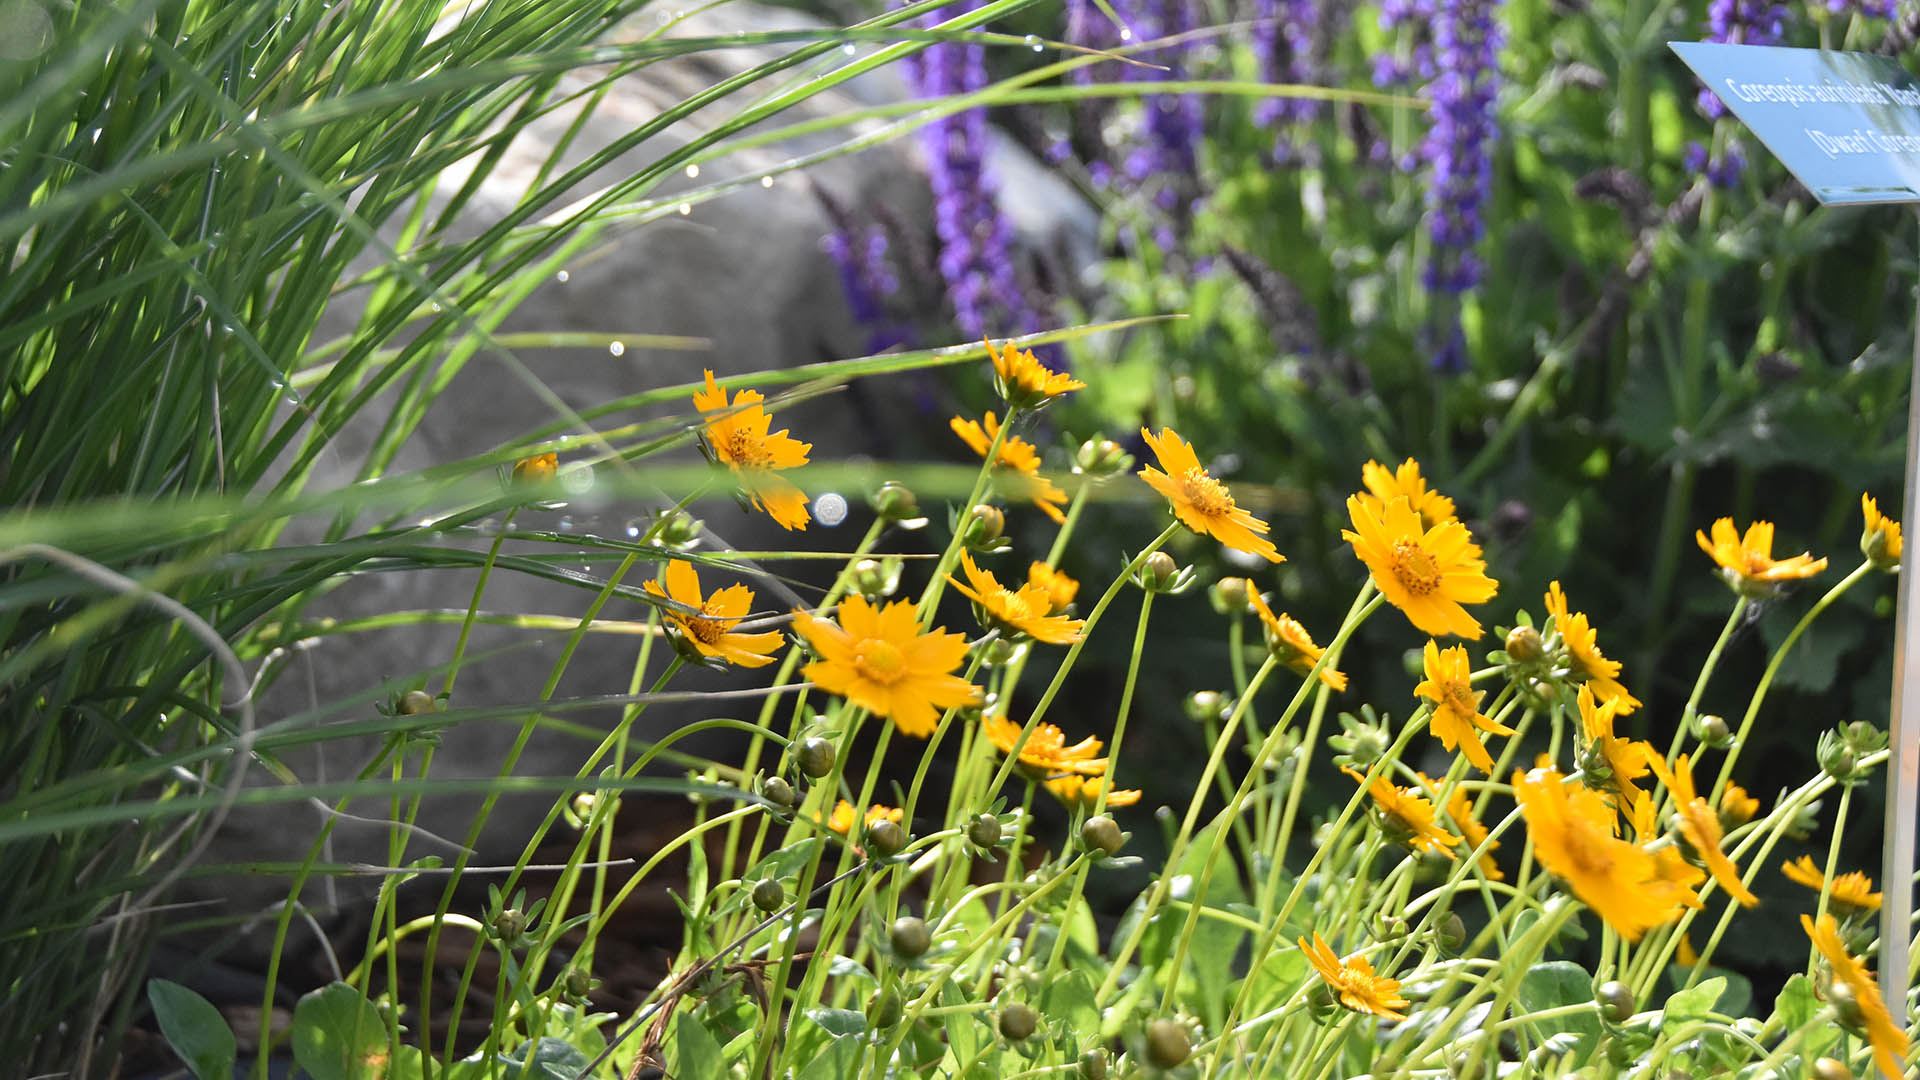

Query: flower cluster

[1696,0,1792,117]
[1417,0,1502,299]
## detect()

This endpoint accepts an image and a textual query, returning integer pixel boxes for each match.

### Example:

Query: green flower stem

[914,404,1019,626]
[1812,779,1856,962]
[980,523,1181,800]
[1664,596,1749,768]
[1434,896,1579,1079]
[1711,561,1874,804]
[1044,479,1093,567]
[441,506,516,698]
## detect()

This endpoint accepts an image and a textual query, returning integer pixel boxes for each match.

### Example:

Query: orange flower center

[1389,540,1442,596]
[1740,551,1773,575]
[726,427,767,467]
[681,609,728,646]
[854,639,907,684]
[1179,468,1233,516]
[1565,827,1615,877]
[1442,681,1479,718]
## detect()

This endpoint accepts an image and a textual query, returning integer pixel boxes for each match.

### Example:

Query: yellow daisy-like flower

[1862,494,1903,573]
[694,369,813,531]
[950,411,1070,524]
[1027,561,1079,614]
[827,800,903,837]
[1045,773,1143,811]
[1782,856,1882,915]
[1298,933,1409,1020]
[982,712,1108,778]
[1343,767,1462,856]
[1576,685,1655,838]
[1513,767,1694,941]
[510,451,558,484]
[986,337,1085,408]
[1720,782,1760,829]
[1415,640,1515,774]
[1138,427,1283,563]
[791,595,982,738]
[1652,845,1707,907]
[1247,589,1347,691]
[1646,753,1758,908]
[1695,518,1827,596]
[1675,932,1702,967]
[1357,458,1458,530]
[948,551,1085,644]
[642,560,783,669]
[1421,774,1502,880]
[1344,495,1498,639]
[1805,912,1910,1080]
[1545,581,1641,714]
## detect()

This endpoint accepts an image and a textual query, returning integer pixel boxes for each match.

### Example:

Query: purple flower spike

[1414,0,1503,298]
[1697,0,1792,116]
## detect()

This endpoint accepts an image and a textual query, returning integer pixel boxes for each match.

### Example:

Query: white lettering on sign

[1806,127,1920,158]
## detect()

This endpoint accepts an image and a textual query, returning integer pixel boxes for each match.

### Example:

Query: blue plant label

[1670,41,1920,205]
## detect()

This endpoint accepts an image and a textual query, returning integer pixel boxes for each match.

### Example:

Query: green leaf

[794,1010,866,1080]
[670,1010,728,1080]
[499,1037,593,1080]
[1773,974,1841,1060]
[291,981,389,1080]
[1515,961,1603,1042]
[1668,965,1752,1018]
[1040,971,1100,1048]
[146,978,237,1080]
[1664,975,1728,1023]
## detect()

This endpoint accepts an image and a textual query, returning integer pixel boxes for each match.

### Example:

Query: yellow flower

[1421,774,1502,880]
[1027,561,1079,614]
[987,337,1085,408]
[1782,856,1882,915]
[948,551,1085,644]
[1695,518,1827,596]
[694,369,813,531]
[1344,495,1497,639]
[511,451,558,484]
[1805,912,1909,1080]
[1046,773,1142,811]
[1138,427,1283,563]
[642,560,783,669]
[791,595,982,738]
[1720,782,1760,829]
[1862,494,1903,572]
[982,712,1108,778]
[1299,932,1409,1020]
[1576,685,1655,838]
[1247,590,1347,691]
[1646,753,1758,908]
[1415,640,1514,774]
[950,412,1070,524]
[1545,581,1640,714]
[1675,932,1702,967]
[1513,767,1693,941]
[1343,767,1461,856]
[827,800,903,837]
[1358,458,1458,530]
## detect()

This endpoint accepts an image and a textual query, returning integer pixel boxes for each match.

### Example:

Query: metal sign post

[1670,40,1920,1014]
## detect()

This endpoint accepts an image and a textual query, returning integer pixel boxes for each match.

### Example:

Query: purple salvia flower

[1253,0,1323,130]
[1110,0,1204,227]
[1374,0,1437,88]
[1416,0,1502,297]
[904,0,1043,340]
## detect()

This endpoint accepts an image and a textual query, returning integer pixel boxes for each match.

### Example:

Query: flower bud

[872,481,925,526]
[1305,980,1341,1023]
[1144,1019,1191,1068]
[867,987,902,1030]
[562,967,594,1000]
[1435,912,1467,953]
[998,1002,1038,1041]
[751,878,784,913]
[1504,625,1545,664]
[1373,913,1412,941]
[1185,690,1228,724]
[399,690,438,716]
[889,915,931,958]
[962,504,1005,550]
[1073,437,1133,478]
[1140,551,1178,591]
[1078,1048,1109,1080]
[492,908,526,944]
[1813,1058,1853,1080]
[1081,815,1124,857]
[1595,980,1634,1025]
[511,452,558,485]
[979,638,1025,668]
[1818,729,1859,782]
[866,818,906,857]
[797,736,836,778]
[968,813,1003,849]
[1209,576,1256,615]
[760,775,796,808]
[1692,713,1734,749]
[648,506,704,550]
[851,557,902,600]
